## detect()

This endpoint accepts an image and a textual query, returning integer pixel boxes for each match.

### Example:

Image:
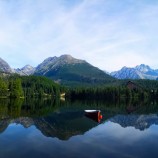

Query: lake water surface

[0,99,158,158]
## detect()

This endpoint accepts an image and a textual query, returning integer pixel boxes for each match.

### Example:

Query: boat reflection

[85,110,103,123]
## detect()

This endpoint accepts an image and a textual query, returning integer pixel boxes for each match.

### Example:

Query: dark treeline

[65,79,158,101]
[0,75,61,98]
[66,86,158,101]
[1,73,158,101]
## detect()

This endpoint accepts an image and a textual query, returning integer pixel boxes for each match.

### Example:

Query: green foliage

[0,78,8,97]
[1,72,158,101]
[21,76,60,98]
[35,63,115,86]
[9,78,24,98]
[0,75,61,98]
[8,99,24,118]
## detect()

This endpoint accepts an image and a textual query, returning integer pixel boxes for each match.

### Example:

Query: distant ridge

[110,64,158,80]
[14,65,35,76]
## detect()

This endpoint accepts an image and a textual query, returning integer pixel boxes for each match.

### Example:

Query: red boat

[84,110,102,123]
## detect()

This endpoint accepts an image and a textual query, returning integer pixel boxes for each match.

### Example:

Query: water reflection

[1,99,158,157]
[110,114,158,131]
[0,99,101,140]
[0,99,158,138]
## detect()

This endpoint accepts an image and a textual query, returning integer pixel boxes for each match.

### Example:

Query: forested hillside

[66,79,158,101]
[0,75,60,98]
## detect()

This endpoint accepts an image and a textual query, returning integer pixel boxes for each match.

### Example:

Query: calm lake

[0,98,158,158]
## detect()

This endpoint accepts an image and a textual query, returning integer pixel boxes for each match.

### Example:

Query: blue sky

[0,0,158,72]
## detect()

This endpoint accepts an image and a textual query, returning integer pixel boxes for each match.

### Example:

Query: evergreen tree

[9,79,24,98]
[0,78,8,97]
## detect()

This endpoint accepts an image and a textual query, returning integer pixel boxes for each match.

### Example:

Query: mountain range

[0,110,98,140]
[1,55,158,85]
[110,64,158,80]
[0,55,114,85]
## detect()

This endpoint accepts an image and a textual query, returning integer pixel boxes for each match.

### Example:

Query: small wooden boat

[84,110,102,123]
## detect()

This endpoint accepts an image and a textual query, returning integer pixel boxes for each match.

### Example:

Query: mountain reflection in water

[0,99,158,139]
[1,99,158,158]
[0,99,102,140]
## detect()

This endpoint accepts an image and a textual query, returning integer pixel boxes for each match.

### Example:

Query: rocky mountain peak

[111,64,158,80]
[34,54,114,85]
[14,64,35,76]
[60,54,73,59]
[112,66,140,79]
[0,57,12,73]
[135,64,151,73]
[35,54,86,74]
[43,56,58,63]
[58,54,85,64]
[21,65,34,70]
[121,66,128,70]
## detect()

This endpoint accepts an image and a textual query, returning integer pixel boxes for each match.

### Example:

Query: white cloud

[0,0,158,71]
